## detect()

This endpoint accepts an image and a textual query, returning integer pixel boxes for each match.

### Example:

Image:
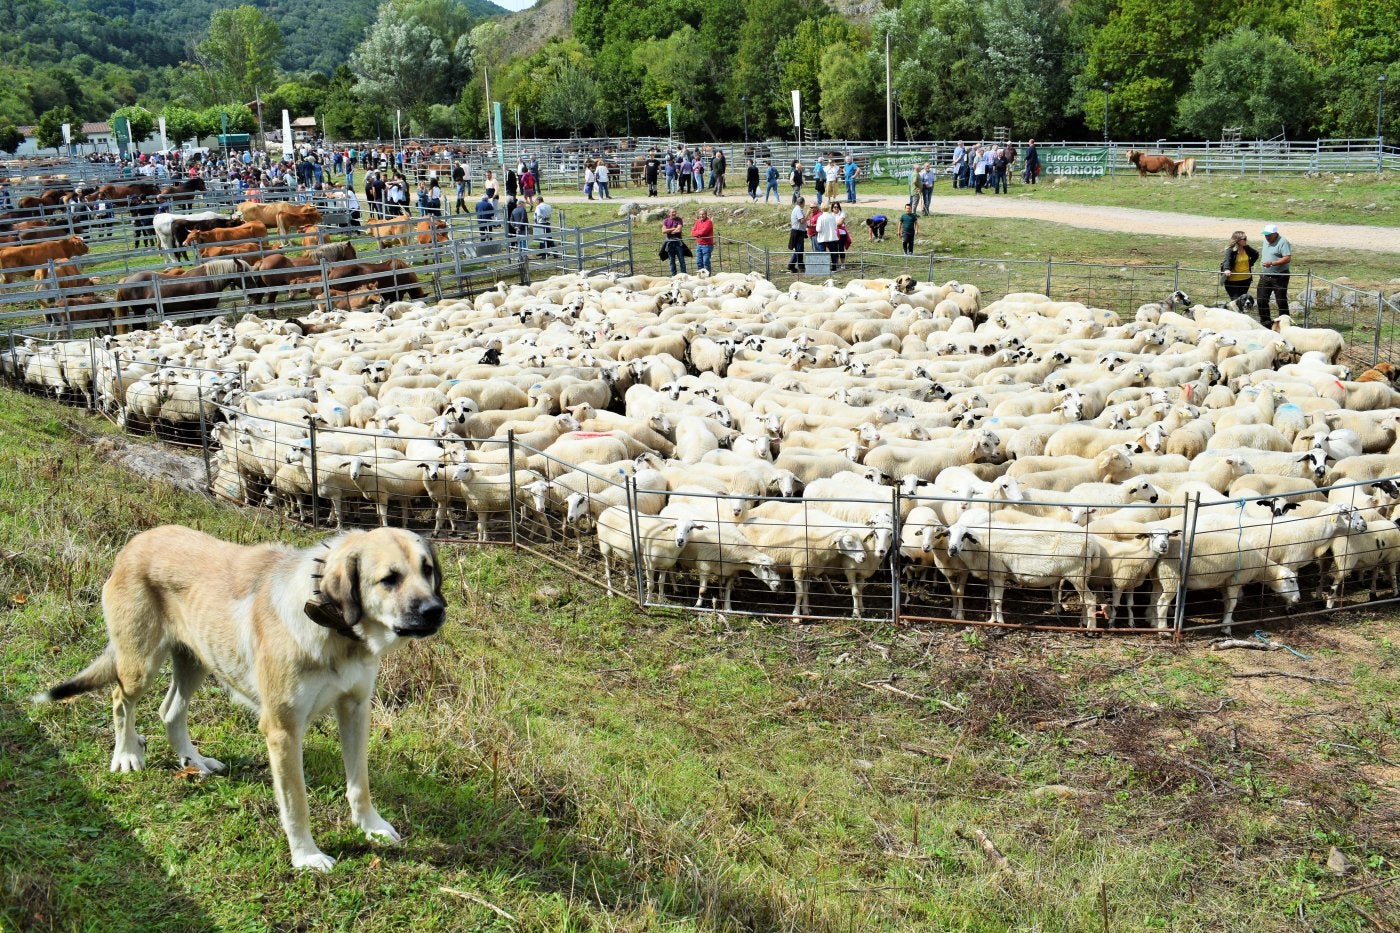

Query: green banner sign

[493,101,504,168]
[114,115,131,158]
[1039,146,1109,177]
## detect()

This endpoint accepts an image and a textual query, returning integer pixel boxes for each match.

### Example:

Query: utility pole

[1102,81,1112,148]
[483,67,492,144]
[885,30,893,148]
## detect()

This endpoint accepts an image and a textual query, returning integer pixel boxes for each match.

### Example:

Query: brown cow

[367,217,411,248]
[1125,150,1178,177]
[236,201,322,235]
[183,221,268,247]
[0,236,89,283]
[198,241,263,260]
[1175,156,1196,178]
[415,219,448,246]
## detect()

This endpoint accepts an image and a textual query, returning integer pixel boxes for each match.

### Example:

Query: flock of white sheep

[7,268,1400,631]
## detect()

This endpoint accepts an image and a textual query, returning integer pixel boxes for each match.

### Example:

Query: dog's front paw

[356,812,402,844]
[110,748,146,772]
[181,753,226,775]
[291,849,337,872]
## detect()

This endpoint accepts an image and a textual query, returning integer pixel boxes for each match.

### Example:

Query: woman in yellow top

[1220,230,1259,307]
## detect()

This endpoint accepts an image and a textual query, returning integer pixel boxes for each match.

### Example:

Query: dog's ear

[306,540,362,639]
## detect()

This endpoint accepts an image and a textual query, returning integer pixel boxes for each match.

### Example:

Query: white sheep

[594,505,704,601]
[945,509,1103,628]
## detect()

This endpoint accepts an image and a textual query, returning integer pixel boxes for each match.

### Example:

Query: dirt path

[544,189,1400,255]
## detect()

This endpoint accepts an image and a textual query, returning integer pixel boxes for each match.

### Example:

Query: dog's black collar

[306,554,364,642]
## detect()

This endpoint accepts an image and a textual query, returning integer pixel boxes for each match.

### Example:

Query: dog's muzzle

[395,599,446,637]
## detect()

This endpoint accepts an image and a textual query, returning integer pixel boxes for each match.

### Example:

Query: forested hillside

[0,0,505,127]
[2,0,1394,147]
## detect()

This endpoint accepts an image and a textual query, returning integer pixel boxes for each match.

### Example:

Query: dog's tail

[32,648,118,703]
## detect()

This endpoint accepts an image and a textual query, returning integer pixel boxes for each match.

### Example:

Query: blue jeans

[664,239,686,274]
[599,181,611,199]
[764,181,778,202]
[666,174,675,193]
[845,179,856,202]
[921,187,932,213]
[815,184,824,207]
[696,244,712,273]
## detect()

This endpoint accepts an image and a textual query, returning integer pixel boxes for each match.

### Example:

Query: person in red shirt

[691,209,715,273]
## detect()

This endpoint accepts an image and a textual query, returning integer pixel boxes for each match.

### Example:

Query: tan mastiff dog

[35,525,447,871]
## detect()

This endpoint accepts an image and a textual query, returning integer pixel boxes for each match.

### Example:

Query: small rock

[640,208,666,223]
[1285,198,1298,204]
[732,207,747,217]
[616,201,641,217]
[851,758,874,771]
[531,585,564,606]
[1335,276,1353,285]
[1326,846,1352,876]
[1364,202,1377,210]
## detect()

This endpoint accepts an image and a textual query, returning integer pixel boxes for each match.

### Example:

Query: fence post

[626,476,647,606]
[928,253,935,284]
[308,419,320,527]
[86,336,97,410]
[1303,271,1314,327]
[890,486,903,625]
[507,429,519,546]
[1172,261,1180,291]
[1374,291,1385,366]
[153,274,166,327]
[319,259,333,312]
[626,213,634,275]
[574,226,585,274]
[1044,256,1053,298]
[764,246,770,280]
[1173,493,1200,638]
[197,385,212,490]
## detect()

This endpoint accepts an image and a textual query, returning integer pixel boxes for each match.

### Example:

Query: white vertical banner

[281,109,293,158]
[61,123,71,145]
[791,91,801,128]
[158,116,168,152]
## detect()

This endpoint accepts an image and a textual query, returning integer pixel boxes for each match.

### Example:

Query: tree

[538,62,601,137]
[195,6,284,107]
[970,0,1070,136]
[160,104,205,146]
[0,122,23,155]
[819,45,879,138]
[877,0,984,139]
[34,106,84,154]
[1176,28,1318,138]
[199,104,257,138]
[110,105,155,144]
[1077,0,1224,138]
[633,26,721,139]
[350,6,449,118]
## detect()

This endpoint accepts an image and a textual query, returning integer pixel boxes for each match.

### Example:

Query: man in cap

[1257,223,1292,327]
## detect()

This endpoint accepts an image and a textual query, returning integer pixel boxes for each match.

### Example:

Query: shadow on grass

[306,747,806,929]
[0,698,212,933]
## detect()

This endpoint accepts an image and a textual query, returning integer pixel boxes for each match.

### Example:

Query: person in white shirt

[584,163,596,200]
[595,161,611,199]
[787,197,807,272]
[815,201,841,252]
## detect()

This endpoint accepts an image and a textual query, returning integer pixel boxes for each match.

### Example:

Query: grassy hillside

[1,383,1397,929]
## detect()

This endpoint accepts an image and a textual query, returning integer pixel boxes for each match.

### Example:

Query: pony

[1125,150,1178,177]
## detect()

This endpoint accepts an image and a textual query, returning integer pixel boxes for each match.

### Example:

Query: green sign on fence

[113,116,131,158]
[1039,146,1109,177]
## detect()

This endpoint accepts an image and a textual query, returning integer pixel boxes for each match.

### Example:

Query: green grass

[857,172,1400,228]
[2,385,1398,930]
[564,197,1400,293]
